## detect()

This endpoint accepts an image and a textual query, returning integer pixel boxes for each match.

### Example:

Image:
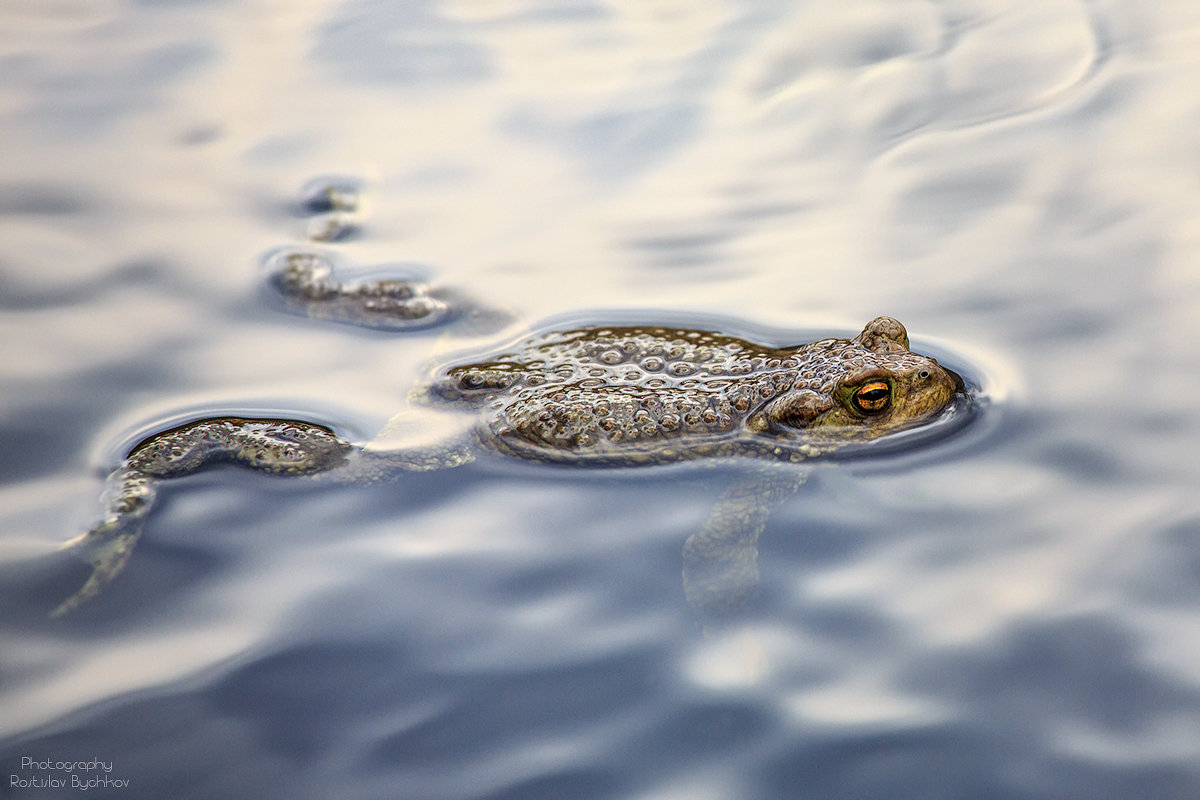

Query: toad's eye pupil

[853,380,891,414]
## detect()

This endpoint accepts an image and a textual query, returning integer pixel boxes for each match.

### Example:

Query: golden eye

[852,380,891,414]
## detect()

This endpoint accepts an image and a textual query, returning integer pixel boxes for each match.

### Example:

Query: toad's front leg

[682,468,808,632]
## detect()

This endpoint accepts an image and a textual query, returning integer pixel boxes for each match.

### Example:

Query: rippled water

[4,1,1200,798]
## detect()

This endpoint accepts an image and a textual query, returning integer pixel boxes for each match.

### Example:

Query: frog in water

[54,315,964,619]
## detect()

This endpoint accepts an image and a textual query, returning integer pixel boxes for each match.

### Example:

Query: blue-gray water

[4,2,1200,798]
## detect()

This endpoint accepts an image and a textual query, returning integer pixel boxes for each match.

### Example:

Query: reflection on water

[3,0,1200,797]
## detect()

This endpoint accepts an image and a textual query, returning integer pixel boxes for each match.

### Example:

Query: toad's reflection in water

[56,317,968,626]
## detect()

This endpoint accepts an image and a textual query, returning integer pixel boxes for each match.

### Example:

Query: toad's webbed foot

[295,175,362,243]
[263,248,513,334]
[53,418,351,617]
[263,177,512,333]
[265,250,455,330]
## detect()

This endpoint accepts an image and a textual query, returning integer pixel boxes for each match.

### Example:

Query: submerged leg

[682,469,808,632]
[53,417,351,617]
[353,406,478,477]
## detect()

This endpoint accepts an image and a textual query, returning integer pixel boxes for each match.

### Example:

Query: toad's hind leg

[52,417,352,617]
[346,405,478,479]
